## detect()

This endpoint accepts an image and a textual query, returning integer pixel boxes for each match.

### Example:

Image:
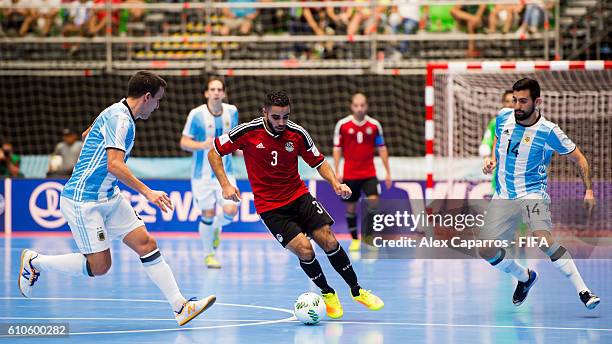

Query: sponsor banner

[12,179,268,232]
[9,178,607,234]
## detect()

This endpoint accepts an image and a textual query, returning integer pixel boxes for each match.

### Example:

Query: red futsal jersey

[333,115,385,180]
[213,117,325,213]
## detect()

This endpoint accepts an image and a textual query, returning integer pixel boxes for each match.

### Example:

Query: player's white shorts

[191,176,238,211]
[479,192,553,240]
[60,194,145,254]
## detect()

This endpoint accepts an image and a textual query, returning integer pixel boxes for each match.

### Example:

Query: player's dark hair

[502,89,513,101]
[207,76,225,91]
[264,90,291,109]
[512,78,540,101]
[127,71,167,98]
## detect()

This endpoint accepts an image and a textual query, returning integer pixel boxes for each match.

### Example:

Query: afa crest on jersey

[285,142,294,152]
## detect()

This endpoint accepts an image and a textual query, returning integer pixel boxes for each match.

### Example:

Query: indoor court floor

[1,235,610,343]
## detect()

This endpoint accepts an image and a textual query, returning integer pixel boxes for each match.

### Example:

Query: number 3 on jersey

[507,139,520,157]
[271,151,278,166]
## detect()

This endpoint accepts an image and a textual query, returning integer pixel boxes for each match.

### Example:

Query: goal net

[427,61,612,200]
[0,74,424,158]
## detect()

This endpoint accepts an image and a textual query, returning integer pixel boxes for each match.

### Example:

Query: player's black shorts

[342,177,380,203]
[259,193,334,247]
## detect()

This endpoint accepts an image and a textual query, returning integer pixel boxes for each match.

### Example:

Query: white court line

[0,317,291,323]
[1,297,609,334]
[0,297,293,315]
[0,297,296,336]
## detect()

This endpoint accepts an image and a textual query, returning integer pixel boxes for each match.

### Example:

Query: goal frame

[424,60,612,200]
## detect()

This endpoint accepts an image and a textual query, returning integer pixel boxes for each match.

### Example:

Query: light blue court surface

[1,236,610,343]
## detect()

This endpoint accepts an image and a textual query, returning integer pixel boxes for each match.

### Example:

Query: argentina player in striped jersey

[18,71,216,326]
[480,78,599,309]
[180,76,239,269]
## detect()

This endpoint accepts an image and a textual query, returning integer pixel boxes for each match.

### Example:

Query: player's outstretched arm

[566,147,596,214]
[208,149,240,202]
[316,160,351,199]
[179,135,213,152]
[107,148,173,212]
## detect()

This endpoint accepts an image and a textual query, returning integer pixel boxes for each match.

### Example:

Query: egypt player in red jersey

[208,91,384,318]
[333,93,391,251]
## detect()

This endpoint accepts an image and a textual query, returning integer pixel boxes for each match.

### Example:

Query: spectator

[47,128,83,178]
[220,0,258,36]
[488,3,521,34]
[15,0,39,36]
[62,0,93,37]
[88,0,121,36]
[24,0,61,36]
[388,0,424,59]
[347,0,390,36]
[0,142,23,178]
[289,3,330,59]
[517,0,553,36]
[258,0,288,34]
[1,0,27,36]
[450,3,487,57]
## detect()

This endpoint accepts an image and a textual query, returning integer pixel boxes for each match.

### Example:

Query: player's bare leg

[286,232,343,318]
[533,230,600,309]
[123,226,216,325]
[310,225,384,311]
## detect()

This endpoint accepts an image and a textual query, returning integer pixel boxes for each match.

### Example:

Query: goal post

[425,60,612,200]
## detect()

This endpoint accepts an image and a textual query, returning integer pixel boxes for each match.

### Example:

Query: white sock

[31,253,90,277]
[140,249,186,312]
[488,250,529,282]
[199,216,215,256]
[552,251,588,294]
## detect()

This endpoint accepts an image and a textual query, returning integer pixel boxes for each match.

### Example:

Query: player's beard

[266,118,284,134]
[514,105,534,122]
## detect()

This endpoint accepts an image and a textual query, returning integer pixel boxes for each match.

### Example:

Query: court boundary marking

[0,297,295,336]
[0,297,610,335]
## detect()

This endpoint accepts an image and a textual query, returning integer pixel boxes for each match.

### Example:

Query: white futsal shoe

[175,295,217,326]
[18,249,41,298]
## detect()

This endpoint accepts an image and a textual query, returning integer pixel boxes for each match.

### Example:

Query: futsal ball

[294,292,326,325]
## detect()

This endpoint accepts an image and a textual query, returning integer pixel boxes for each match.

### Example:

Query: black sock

[85,259,94,277]
[299,257,334,294]
[346,213,358,240]
[326,244,360,294]
[362,207,379,241]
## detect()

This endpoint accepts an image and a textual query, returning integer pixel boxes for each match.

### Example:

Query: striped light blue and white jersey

[494,108,576,199]
[182,103,239,180]
[62,99,136,202]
